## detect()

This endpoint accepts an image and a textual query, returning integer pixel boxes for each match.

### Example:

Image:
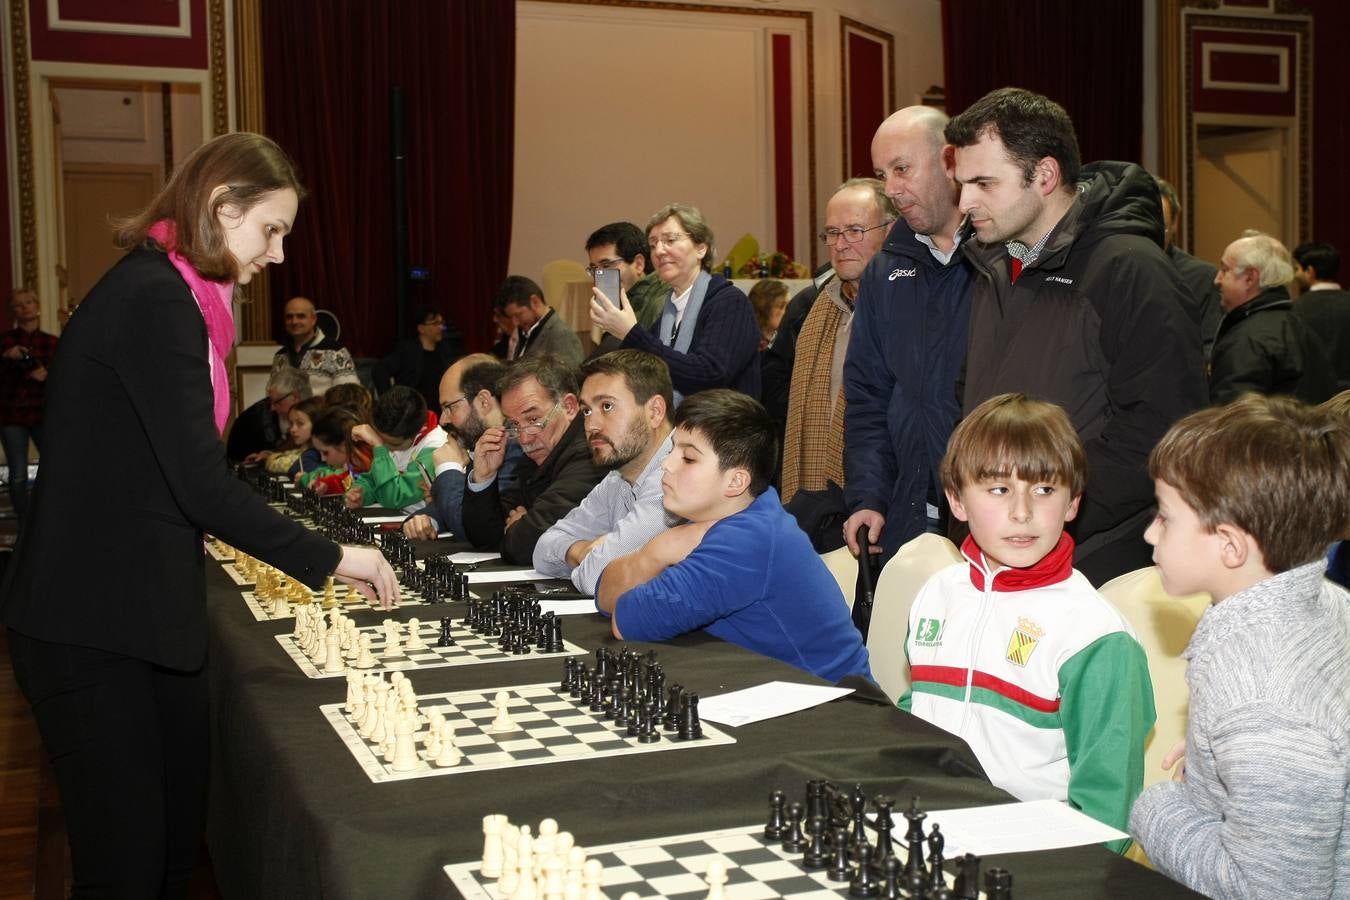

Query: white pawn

[490,691,517,733]
[382,733,396,763]
[434,723,462,767]
[499,825,527,894]
[425,710,445,743]
[536,817,559,860]
[383,621,404,658]
[344,671,361,713]
[554,832,574,863]
[405,617,427,650]
[424,722,443,760]
[542,853,564,900]
[581,858,605,900]
[370,687,391,743]
[563,845,585,885]
[481,814,508,879]
[619,895,639,900]
[392,713,420,772]
[354,633,377,669]
[323,630,345,674]
[512,831,537,900]
[703,860,727,900]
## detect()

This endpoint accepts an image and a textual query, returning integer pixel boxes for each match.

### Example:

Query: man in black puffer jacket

[947,88,1207,586]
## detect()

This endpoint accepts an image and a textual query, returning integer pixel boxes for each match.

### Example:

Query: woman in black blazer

[0,133,398,898]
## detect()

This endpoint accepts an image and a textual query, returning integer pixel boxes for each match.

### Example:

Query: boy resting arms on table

[597,389,871,684]
[1129,395,1350,897]
[900,393,1154,853]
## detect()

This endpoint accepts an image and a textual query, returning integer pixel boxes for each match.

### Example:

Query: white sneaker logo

[888,268,917,280]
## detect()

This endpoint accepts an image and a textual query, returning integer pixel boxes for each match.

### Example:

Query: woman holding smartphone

[0,132,397,897]
[588,203,760,404]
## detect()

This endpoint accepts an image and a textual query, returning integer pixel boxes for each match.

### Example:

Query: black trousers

[8,629,209,900]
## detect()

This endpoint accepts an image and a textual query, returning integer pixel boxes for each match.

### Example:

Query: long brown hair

[114,132,304,281]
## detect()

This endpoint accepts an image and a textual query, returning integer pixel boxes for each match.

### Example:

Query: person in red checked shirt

[0,288,57,524]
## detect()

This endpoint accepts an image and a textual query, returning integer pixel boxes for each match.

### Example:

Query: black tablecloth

[202,559,1200,899]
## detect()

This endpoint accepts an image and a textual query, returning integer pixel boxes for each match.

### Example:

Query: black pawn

[637,702,660,743]
[781,802,806,853]
[588,672,604,712]
[880,856,903,900]
[925,887,954,900]
[848,843,879,897]
[436,617,454,647]
[764,790,789,840]
[613,684,630,727]
[983,867,1012,900]
[927,824,946,894]
[826,826,851,882]
[561,657,575,692]
[802,816,829,869]
[678,693,702,740]
[952,854,981,900]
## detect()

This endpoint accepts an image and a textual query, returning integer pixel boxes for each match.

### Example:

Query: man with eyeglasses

[402,354,523,542]
[585,223,666,358]
[841,106,974,568]
[371,304,466,408]
[772,179,895,523]
[495,276,584,367]
[461,353,606,564]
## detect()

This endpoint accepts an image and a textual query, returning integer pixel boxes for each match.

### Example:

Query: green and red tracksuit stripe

[910,664,1061,729]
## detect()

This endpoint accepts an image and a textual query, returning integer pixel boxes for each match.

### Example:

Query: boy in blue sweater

[597,389,870,683]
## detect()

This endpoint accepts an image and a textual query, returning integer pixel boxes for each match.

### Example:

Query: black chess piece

[871,795,896,874]
[951,853,981,900]
[802,815,828,869]
[662,684,683,731]
[880,856,902,900]
[612,684,630,726]
[678,693,702,740]
[848,843,880,897]
[781,801,807,853]
[764,790,789,840]
[925,887,954,900]
[903,798,928,893]
[588,672,604,712]
[826,825,852,883]
[637,701,660,743]
[847,785,869,862]
[436,617,454,647]
[547,617,563,653]
[927,824,945,894]
[983,867,1012,900]
[806,779,828,824]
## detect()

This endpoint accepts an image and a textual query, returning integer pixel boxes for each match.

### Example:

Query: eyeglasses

[503,401,562,440]
[1217,262,1248,277]
[818,222,891,244]
[440,396,468,414]
[585,259,626,277]
[649,232,691,248]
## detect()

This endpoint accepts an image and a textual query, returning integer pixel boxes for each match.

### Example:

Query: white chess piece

[703,860,728,900]
[536,818,559,859]
[392,714,420,772]
[490,691,517,733]
[581,858,605,900]
[405,617,427,650]
[481,814,507,879]
[323,630,345,674]
[344,671,361,713]
[434,723,462,767]
[512,830,537,900]
[360,681,388,738]
[354,634,377,669]
[383,621,405,658]
[541,852,564,900]
[499,825,527,894]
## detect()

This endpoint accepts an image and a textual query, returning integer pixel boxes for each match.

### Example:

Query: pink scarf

[148,220,235,435]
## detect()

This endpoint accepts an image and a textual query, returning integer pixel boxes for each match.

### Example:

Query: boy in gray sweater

[1130,395,1350,898]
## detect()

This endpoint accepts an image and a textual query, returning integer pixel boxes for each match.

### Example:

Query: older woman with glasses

[589,203,760,404]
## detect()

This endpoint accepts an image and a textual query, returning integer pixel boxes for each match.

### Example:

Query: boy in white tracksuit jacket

[898,394,1155,853]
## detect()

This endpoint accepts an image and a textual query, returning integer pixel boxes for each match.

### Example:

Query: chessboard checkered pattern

[321,682,734,783]
[239,587,393,621]
[276,620,586,678]
[444,824,981,899]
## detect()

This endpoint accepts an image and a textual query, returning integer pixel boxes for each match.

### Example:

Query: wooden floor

[0,497,222,899]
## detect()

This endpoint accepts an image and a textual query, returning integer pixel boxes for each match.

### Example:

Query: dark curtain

[941,0,1143,166]
[260,1,514,357]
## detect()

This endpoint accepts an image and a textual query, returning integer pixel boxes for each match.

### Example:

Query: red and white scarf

[148,220,235,435]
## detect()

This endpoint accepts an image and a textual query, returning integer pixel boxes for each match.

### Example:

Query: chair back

[541,260,589,309]
[820,546,858,611]
[1098,566,1211,788]
[866,533,963,704]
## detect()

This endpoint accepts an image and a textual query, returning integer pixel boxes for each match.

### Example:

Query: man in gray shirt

[533,350,677,594]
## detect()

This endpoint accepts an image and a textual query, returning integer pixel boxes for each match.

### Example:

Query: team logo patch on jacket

[913,617,945,647]
[1005,616,1046,667]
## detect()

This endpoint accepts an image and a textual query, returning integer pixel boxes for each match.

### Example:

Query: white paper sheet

[927,799,1128,855]
[447,551,501,564]
[537,598,599,617]
[697,681,854,727]
[358,515,405,524]
[464,568,555,585]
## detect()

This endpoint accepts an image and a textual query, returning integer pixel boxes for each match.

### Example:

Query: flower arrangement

[732,252,809,279]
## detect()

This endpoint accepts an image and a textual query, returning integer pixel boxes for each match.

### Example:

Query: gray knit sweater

[1130,562,1350,898]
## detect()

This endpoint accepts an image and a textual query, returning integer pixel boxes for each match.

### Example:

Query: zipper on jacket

[958,552,1006,736]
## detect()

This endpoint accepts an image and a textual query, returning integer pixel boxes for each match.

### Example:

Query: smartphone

[594,267,622,309]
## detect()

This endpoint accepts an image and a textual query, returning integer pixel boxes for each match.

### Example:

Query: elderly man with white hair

[1211,230,1336,406]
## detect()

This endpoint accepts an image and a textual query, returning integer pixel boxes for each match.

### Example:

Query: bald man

[269,296,359,394]
[402,353,524,541]
[841,106,974,567]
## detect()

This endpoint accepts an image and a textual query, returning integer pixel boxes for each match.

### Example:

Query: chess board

[443,824,984,899]
[321,681,735,783]
[277,620,586,678]
[239,587,398,621]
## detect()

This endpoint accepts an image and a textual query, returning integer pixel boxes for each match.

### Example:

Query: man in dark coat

[371,305,465,407]
[1293,241,1350,392]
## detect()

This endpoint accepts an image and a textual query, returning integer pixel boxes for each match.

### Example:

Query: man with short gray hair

[1210,231,1335,405]
[227,365,312,462]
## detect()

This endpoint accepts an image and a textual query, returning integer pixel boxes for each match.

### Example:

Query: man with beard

[402,354,522,541]
[461,353,606,563]
[533,351,677,594]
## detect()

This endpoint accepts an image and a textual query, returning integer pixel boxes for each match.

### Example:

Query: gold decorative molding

[208,0,228,136]
[232,0,271,342]
[839,16,895,184]
[1157,0,1183,189]
[8,0,36,290]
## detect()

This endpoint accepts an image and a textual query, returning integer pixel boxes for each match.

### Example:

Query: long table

[202,557,1200,899]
